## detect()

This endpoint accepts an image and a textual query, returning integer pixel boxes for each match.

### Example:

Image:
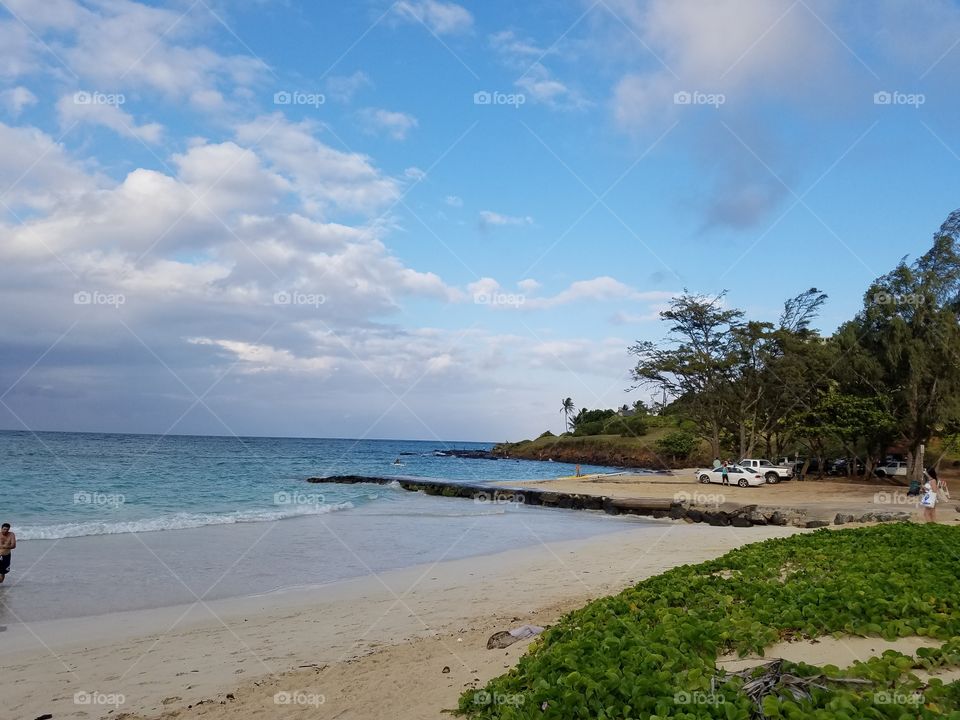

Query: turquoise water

[0,431,650,622]
[0,431,619,539]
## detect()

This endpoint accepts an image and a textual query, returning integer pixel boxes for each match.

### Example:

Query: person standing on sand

[721,461,730,486]
[920,477,938,523]
[0,523,15,583]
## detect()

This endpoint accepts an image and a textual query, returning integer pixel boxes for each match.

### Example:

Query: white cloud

[517,278,541,293]
[393,0,474,35]
[445,195,463,207]
[359,108,419,140]
[235,115,401,217]
[0,86,37,116]
[490,29,586,109]
[56,93,164,143]
[325,71,372,103]
[479,210,534,229]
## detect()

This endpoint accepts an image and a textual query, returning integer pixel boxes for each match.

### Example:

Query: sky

[0,0,959,442]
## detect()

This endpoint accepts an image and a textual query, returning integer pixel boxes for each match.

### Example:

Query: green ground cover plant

[459,523,960,719]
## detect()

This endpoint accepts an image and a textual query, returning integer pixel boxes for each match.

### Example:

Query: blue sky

[1,0,959,441]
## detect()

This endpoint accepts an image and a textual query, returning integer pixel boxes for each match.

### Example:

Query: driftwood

[724,659,871,718]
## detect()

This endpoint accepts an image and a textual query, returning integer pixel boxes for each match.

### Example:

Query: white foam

[16,502,355,540]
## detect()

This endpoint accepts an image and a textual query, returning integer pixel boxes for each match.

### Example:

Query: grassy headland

[493,418,709,470]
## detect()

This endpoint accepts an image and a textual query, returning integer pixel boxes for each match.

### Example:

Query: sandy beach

[2,522,802,720]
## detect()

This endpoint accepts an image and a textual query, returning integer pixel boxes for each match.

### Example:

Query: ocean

[0,431,651,622]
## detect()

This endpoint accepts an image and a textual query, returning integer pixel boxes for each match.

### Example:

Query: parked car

[738,458,794,484]
[828,458,866,476]
[792,458,829,477]
[875,461,909,478]
[695,466,766,488]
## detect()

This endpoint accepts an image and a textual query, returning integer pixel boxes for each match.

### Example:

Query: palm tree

[560,397,576,433]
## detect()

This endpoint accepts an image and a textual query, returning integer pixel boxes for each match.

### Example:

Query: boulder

[805,520,830,528]
[834,513,855,525]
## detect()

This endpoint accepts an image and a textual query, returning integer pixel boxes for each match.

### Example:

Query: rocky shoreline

[306,475,911,528]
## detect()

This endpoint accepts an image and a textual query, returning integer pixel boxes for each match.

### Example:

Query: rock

[834,513,855,525]
[747,510,768,525]
[731,516,752,527]
[668,506,686,520]
[686,509,703,522]
[768,512,788,526]
[805,520,830,528]
[442,666,451,673]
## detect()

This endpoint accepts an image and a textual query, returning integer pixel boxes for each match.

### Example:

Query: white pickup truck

[738,458,794,484]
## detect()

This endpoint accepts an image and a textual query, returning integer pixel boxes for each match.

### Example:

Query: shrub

[572,420,605,436]
[655,430,698,459]
[536,430,556,439]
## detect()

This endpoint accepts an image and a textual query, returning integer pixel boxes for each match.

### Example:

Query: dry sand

[3,522,801,720]
[509,470,960,522]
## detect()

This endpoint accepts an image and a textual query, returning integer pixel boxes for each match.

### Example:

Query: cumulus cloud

[490,29,586,109]
[393,0,474,35]
[359,108,419,140]
[0,86,37,116]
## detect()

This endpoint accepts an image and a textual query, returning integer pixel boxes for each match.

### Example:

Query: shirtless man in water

[0,523,16,583]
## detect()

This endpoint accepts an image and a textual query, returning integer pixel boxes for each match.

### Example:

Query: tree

[629,292,744,458]
[560,397,576,433]
[838,214,960,474]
